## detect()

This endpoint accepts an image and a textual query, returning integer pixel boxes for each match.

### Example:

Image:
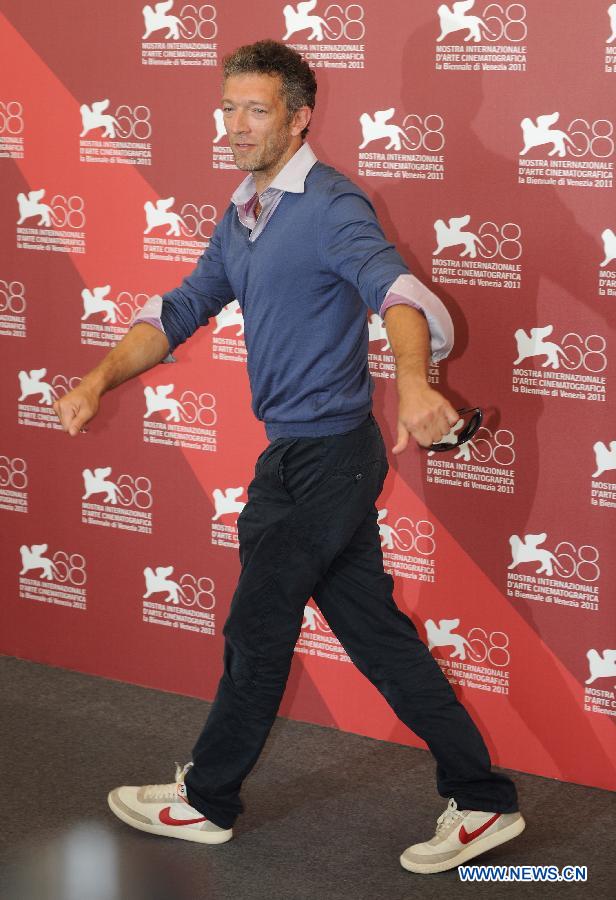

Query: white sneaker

[107,762,233,845]
[400,798,525,874]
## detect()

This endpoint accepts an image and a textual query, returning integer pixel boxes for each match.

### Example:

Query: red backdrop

[1,0,614,791]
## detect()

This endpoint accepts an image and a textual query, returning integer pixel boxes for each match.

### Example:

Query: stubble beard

[231,122,293,176]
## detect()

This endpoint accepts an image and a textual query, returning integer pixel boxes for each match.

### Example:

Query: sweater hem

[264,408,372,441]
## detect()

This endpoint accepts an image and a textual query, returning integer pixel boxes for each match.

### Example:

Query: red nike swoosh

[159,806,207,826]
[459,813,501,844]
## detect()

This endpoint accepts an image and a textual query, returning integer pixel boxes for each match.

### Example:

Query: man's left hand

[392,382,459,454]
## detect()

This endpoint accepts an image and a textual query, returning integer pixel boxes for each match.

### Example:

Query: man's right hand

[52,323,171,437]
[53,381,101,437]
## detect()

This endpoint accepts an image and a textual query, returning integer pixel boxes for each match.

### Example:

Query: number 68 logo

[178,4,218,40]
[567,120,614,159]
[114,106,152,141]
[480,4,527,41]
[321,5,365,41]
[460,427,515,465]
[0,101,24,135]
[51,195,86,230]
[53,551,87,586]
[466,627,510,667]
[0,280,26,315]
[0,456,27,490]
[378,512,436,555]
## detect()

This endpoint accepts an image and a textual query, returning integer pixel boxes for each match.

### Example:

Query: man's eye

[253,108,266,114]
[222,107,233,114]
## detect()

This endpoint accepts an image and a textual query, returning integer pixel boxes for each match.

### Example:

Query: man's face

[221,73,297,176]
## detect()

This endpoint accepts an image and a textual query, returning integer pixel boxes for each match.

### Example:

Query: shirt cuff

[379,274,454,363]
[131,295,176,363]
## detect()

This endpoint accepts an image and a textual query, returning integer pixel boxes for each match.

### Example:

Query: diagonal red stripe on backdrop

[0,10,307,719]
[2,13,614,789]
[302,472,615,787]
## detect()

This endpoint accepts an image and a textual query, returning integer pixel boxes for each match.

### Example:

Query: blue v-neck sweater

[160,161,409,439]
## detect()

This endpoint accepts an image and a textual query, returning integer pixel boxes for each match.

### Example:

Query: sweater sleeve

[318,181,409,315]
[379,274,454,362]
[159,215,235,353]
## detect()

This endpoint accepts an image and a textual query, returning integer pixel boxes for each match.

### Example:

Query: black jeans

[184,413,518,828]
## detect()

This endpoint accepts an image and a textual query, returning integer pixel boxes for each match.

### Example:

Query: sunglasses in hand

[427,407,484,453]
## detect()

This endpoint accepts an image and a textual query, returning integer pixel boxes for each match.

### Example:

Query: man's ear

[290,106,312,137]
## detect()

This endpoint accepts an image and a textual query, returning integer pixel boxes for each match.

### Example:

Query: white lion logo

[82,468,119,504]
[211,487,246,521]
[433,215,487,259]
[593,441,616,478]
[600,228,616,268]
[608,3,616,43]
[213,108,227,144]
[513,326,566,370]
[80,100,119,138]
[358,109,406,151]
[437,1,491,43]
[144,197,185,236]
[17,189,52,227]
[81,285,121,323]
[425,618,474,661]
[143,384,185,422]
[142,1,181,39]
[143,566,185,604]
[585,649,616,684]
[520,113,576,158]
[283,1,327,41]
[212,300,244,336]
[18,368,57,405]
[19,544,55,580]
[508,533,558,576]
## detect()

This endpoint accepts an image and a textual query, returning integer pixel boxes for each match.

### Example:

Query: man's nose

[229,108,249,133]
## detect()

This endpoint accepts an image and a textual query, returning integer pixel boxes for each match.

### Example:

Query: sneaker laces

[141,762,194,801]
[174,760,194,783]
[435,798,465,834]
[142,783,178,801]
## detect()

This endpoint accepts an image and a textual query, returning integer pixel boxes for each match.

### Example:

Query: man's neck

[252,138,303,194]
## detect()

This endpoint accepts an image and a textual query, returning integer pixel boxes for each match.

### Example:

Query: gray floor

[1,654,613,899]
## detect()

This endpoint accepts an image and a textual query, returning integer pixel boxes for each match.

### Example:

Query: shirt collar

[230,142,318,206]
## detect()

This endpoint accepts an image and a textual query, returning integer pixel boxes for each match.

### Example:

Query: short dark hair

[222,40,317,139]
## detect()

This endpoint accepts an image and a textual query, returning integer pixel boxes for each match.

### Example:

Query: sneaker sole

[107,791,233,845]
[400,815,526,874]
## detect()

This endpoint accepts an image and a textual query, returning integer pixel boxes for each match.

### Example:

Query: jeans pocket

[322,434,385,482]
[254,444,272,474]
[276,439,300,488]
[255,438,288,475]
[277,439,329,504]
[326,456,384,488]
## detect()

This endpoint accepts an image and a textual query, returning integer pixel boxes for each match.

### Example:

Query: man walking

[54,40,524,873]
